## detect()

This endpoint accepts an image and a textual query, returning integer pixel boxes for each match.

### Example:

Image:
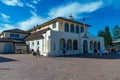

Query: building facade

[26,17,104,56]
[0,29,29,53]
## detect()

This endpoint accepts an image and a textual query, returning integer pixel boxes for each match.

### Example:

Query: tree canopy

[98,26,113,47]
[97,30,105,37]
[112,25,120,40]
[104,26,112,46]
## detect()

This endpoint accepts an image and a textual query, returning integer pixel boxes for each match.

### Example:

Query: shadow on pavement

[57,53,120,59]
[0,56,18,63]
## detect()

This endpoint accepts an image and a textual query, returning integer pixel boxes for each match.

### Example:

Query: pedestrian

[36,47,40,57]
[31,49,35,56]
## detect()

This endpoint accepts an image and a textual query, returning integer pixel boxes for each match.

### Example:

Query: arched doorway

[73,40,78,50]
[94,41,97,49]
[67,39,72,50]
[90,41,93,50]
[98,42,101,50]
[4,44,13,53]
[60,38,66,50]
[83,40,88,53]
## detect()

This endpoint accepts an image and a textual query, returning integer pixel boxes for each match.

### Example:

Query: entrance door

[4,44,13,53]
[83,40,88,53]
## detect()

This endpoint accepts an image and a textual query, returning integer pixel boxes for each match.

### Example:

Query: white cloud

[26,3,37,12]
[1,0,23,7]
[17,11,46,30]
[1,13,10,22]
[32,0,41,4]
[48,1,103,18]
[0,24,15,32]
[0,11,47,32]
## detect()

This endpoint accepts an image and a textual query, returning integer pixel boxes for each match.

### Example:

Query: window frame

[53,22,56,28]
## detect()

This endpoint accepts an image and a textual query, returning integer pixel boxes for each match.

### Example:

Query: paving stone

[0,54,120,80]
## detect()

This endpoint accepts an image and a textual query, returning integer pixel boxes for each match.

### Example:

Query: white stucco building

[25,17,104,57]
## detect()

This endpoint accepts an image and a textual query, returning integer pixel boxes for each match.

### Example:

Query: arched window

[94,41,97,49]
[73,40,78,50]
[76,25,79,33]
[32,42,34,46]
[90,41,93,50]
[70,24,74,33]
[67,39,72,50]
[81,26,84,33]
[60,38,66,50]
[37,41,39,45]
[98,42,101,50]
[64,23,69,32]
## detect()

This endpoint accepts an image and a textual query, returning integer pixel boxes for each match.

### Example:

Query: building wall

[80,33,104,53]
[50,30,79,56]
[42,30,51,56]
[2,32,28,39]
[50,30,104,56]
[33,22,59,33]
[15,44,28,54]
[0,42,13,53]
[26,39,45,55]
[31,20,88,34]
[26,30,51,56]
[58,20,88,33]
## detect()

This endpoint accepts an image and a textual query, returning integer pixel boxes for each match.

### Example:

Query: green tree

[97,30,101,36]
[112,25,120,40]
[101,30,105,37]
[104,26,112,47]
[98,30,105,37]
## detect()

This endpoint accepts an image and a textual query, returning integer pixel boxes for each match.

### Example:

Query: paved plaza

[0,54,120,80]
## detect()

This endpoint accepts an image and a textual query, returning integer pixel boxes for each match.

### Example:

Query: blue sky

[0,0,120,36]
